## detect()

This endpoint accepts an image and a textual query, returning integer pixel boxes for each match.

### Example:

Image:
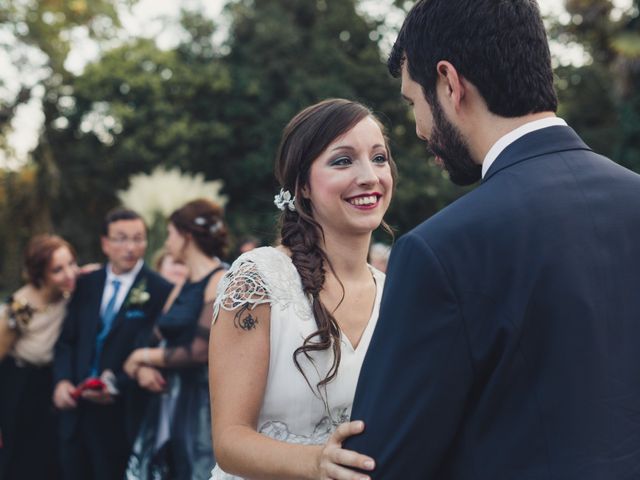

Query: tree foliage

[215,0,460,240]
[0,0,130,136]
[38,0,459,271]
[2,0,638,291]
[554,0,640,171]
[0,0,135,290]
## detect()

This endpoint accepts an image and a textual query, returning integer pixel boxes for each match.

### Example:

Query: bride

[209,98,396,479]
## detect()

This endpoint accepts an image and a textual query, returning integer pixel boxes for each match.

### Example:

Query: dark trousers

[59,401,130,480]
[0,358,61,480]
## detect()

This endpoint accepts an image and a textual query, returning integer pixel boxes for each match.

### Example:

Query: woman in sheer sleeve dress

[124,199,228,480]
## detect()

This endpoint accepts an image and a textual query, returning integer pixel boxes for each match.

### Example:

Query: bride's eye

[372,154,387,164]
[329,156,352,167]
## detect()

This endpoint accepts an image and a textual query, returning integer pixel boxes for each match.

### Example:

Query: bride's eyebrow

[330,145,355,152]
[330,144,385,152]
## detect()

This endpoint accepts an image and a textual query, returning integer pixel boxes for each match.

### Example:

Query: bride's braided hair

[275,99,396,389]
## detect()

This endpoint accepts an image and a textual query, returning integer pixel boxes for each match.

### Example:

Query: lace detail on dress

[213,261,270,321]
[209,467,240,480]
[258,407,350,445]
[208,409,351,480]
[212,247,313,323]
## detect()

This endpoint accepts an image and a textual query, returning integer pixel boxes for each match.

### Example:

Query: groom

[347,0,640,478]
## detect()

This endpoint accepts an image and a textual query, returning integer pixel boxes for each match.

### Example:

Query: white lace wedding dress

[209,246,384,480]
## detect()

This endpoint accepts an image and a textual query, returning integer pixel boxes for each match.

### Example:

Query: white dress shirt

[100,259,144,316]
[482,117,568,178]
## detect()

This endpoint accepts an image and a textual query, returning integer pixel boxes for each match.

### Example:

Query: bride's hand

[316,420,374,480]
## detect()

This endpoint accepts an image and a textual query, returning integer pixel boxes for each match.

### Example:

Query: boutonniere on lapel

[123,279,150,319]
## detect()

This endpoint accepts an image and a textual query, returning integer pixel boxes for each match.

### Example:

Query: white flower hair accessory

[194,216,223,234]
[209,220,223,234]
[274,188,296,212]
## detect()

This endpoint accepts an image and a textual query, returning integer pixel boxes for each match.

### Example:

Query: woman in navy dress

[124,199,228,480]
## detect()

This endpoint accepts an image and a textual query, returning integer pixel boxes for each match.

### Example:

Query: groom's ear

[436,60,465,112]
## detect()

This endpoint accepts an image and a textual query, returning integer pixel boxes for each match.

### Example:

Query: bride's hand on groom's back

[317,420,374,480]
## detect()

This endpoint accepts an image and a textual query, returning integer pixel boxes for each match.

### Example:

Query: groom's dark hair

[388,0,558,117]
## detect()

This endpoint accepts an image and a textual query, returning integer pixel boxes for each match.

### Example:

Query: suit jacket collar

[79,267,108,353]
[482,126,592,183]
[94,265,108,291]
[92,266,108,321]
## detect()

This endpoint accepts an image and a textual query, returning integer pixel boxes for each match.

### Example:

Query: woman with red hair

[0,234,79,480]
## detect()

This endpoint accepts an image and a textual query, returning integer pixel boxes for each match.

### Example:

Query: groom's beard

[427,96,482,186]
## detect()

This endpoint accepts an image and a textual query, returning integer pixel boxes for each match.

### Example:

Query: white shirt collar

[106,259,144,284]
[100,259,144,314]
[101,259,144,315]
[481,117,567,178]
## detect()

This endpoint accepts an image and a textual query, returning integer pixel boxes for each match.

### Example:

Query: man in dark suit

[344,1,640,478]
[53,208,172,480]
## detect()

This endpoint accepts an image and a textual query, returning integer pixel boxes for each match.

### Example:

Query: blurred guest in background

[53,208,173,480]
[124,198,228,480]
[368,242,391,273]
[153,248,189,288]
[237,235,261,256]
[0,234,78,480]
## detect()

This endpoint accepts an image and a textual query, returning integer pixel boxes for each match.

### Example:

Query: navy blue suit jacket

[53,264,172,439]
[346,126,640,479]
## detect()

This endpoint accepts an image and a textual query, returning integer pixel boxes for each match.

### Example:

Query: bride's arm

[209,302,374,480]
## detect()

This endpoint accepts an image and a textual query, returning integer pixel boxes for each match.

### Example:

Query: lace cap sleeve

[213,256,272,324]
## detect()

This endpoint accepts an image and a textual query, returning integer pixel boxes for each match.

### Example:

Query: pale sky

[0,0,633,168]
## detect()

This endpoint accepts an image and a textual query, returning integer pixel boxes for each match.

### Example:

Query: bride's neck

[321,232,371,281]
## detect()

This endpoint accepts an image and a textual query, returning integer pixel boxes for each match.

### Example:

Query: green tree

[49,1,461,265]
[554,0,640,171]
[0,167,41,292]
[0,0,134,287]
[47,27,233,261]
[210,0,461,241]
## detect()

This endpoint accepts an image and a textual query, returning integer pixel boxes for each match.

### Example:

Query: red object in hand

[71,378,106,400]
